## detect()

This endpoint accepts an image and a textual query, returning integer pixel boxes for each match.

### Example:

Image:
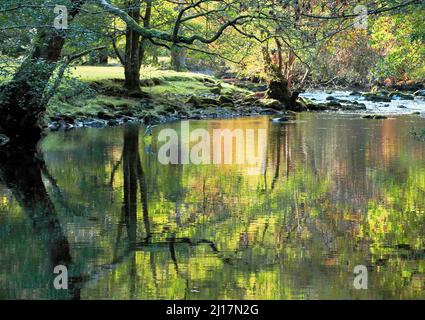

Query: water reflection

[0,114,424,299]
[0,143,76,299]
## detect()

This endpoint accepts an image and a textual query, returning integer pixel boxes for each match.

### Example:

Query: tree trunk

[139,0,152,66]
[98,48,109,64]
[0,143,72,269]
[124,0,141,93]
[262,41,303,111]
[122,126,151,243]
[122,127,139,245]
[0,32,64,143]
[266,80,302,111]
[0,0,85,144]
[170,45,186,72]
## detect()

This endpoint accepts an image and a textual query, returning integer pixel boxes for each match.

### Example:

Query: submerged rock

[271,117,291,123]
[363,115,388,119]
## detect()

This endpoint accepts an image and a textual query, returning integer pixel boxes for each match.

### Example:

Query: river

[1,109,425,299]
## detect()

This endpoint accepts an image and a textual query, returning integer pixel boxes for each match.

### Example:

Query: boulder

[271,117,291,123]
[97,111,114,120]
[308,103,335,111]
[326,101,342,107]
[243,93,261,103]
[389,92,415,100]
[350,91,362,96]
[362,93,391,102]
[218,95,234,105]
[363,115,388,119]
[258,98,283,110]
[341,103,367,111]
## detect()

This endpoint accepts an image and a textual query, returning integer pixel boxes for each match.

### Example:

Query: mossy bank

[44,66,424,131]
[45,67,286,131]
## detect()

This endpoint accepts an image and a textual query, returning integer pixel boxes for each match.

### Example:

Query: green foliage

[370,9,425,81]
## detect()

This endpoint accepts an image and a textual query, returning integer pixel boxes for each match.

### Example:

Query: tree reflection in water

[1,115,425,299]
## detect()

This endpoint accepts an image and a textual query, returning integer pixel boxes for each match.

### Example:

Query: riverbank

[45,67,285,131]
[44,66,425,131]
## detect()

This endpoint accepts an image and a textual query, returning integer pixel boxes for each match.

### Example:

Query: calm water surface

[1,113,424,299]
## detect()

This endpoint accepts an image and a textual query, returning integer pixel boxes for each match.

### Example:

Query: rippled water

[302,90,425,114]
[1,113,425,299]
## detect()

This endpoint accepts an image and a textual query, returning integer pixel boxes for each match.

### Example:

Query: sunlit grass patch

[71,66,246,96]
[70,66,125,81]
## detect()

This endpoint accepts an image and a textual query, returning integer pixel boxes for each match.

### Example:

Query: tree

[0,0,421,143]
[0,0,87,144]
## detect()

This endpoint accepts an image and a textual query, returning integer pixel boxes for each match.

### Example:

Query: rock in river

[362,93,391,102]
[363,115,388,120]
[389,92,415,100]
[271,117,291,123]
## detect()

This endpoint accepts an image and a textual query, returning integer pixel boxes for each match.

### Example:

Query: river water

[1,109,425,299]
[301,90,425,114]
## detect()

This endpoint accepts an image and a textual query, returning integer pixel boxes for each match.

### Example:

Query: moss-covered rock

[218,95,235,105]
[258,98,282,110]
[210,87,222,94]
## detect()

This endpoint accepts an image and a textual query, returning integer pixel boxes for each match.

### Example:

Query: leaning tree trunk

[0,0,85,144]
[0,142,72,271]
[124,0,141,93]
[0,31,65,144]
